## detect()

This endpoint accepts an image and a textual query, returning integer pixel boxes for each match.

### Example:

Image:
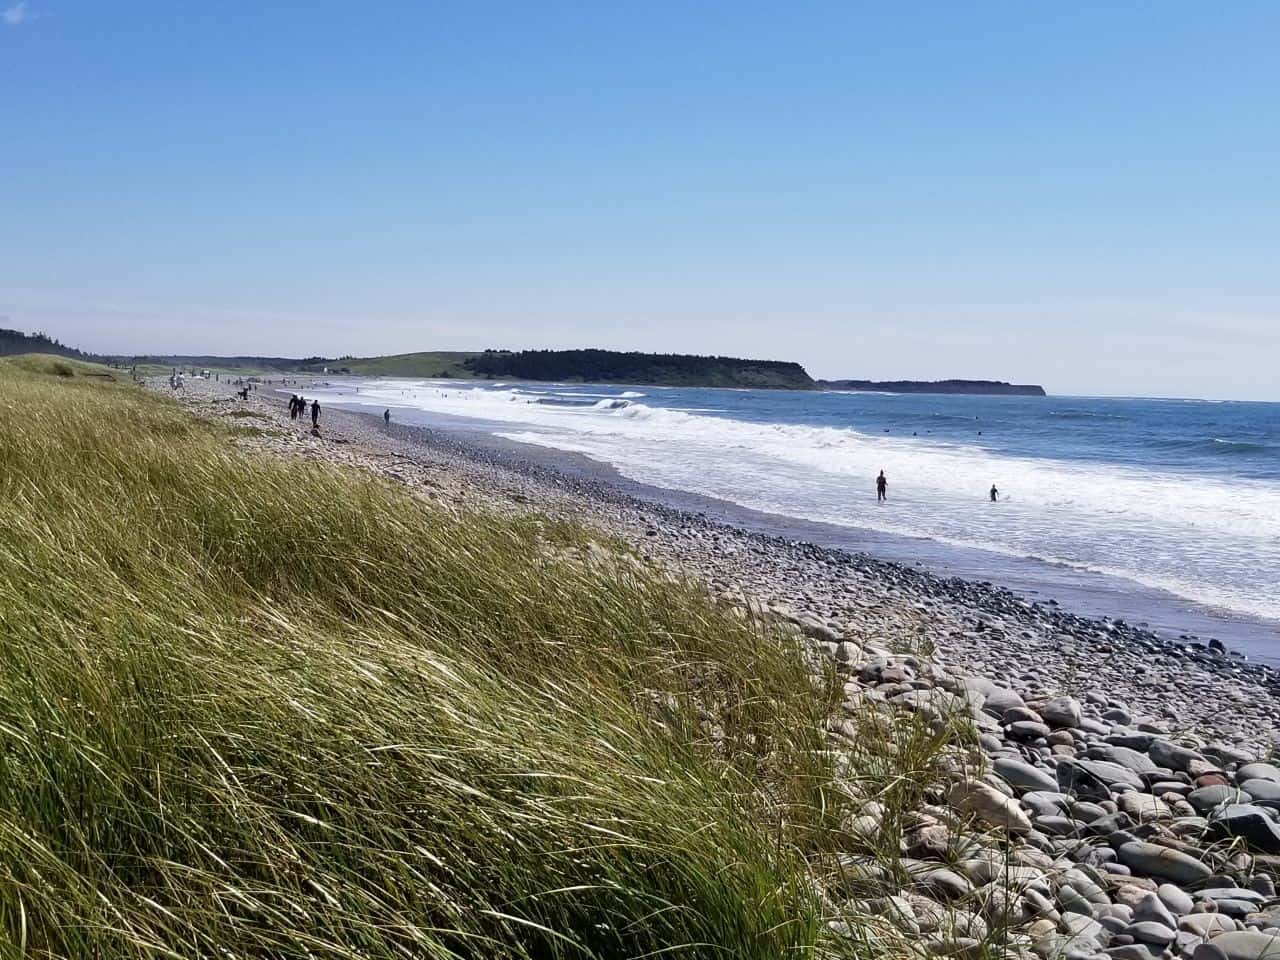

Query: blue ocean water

[312,379,1280,626]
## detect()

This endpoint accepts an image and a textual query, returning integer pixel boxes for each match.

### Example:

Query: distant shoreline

[176,376,1280,751]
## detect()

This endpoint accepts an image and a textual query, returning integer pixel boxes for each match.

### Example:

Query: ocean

[308,378,1280,638]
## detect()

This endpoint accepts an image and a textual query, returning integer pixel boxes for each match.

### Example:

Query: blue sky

[2,2,1278,398]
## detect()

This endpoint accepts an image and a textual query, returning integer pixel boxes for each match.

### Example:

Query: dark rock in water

[1209,805,1280,853]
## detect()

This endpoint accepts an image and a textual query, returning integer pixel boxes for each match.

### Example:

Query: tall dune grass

[0,360,907,958]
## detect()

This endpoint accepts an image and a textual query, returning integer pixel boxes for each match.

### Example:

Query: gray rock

[1191,943,1230,960]
[1209,805,1280,853]
[1004,705,1046,725]
[1189,785,1252,815]
[1216,898,1264,918]
[1158,883,1194,915]
[917,867,972,902]
[1033,932,1102,959]
[1202,930,1280,959]
[962,677,1027,718]
[1023,790,1073,817]
[1237,763,1280,786]
[1008,720,1053,741]
[1110,731,1159,751]
[1063,910,1107,943]
[1150,740,1204,773]
[1108,946,1165,960]
[1063,868,1113,907]
[1059,758,1146,798]
[1179,912,1239,938]
[1242,780,1280,805]
[1038,815,1083,837]
[1073,801,1111,823]
[1118,792,1172,822]
[1125,920,1176,945]
[1195,889,1267,904]
[1132,892,1177,928]
[1118,842,1213,885]
[1043,696,1083,729]
[1108,746,1162,775]
[995,757,1060,793]
[1058,884,1097,917]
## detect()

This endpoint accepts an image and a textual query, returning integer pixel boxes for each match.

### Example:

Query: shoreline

[192,378,1279,753]
[152,375,1280,957]
[351,403,1280,665]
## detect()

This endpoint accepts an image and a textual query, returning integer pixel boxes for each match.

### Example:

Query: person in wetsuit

[876,470,887,502]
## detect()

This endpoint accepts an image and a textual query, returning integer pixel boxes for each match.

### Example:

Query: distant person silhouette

[384,409,391,425]
[876,470,887,502]
[990,484,999,502]
[311,399,320,427]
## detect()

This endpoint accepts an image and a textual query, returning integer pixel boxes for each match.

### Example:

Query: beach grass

[0,356,975,958]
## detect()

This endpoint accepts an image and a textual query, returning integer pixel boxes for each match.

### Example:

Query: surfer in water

[876,470,888,502]
[990,484,999,502]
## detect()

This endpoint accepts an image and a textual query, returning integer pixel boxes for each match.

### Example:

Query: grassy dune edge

[0,358,994,958]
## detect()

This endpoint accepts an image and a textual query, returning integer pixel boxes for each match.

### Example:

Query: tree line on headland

[0,327,1044,394]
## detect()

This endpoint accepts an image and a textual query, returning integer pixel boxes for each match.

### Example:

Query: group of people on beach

[289,395,321,429]
[875,470,1000,503]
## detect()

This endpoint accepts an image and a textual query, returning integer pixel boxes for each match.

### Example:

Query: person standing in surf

[990,484,999,502]
[876,470,888,502]
[384,409,391,425]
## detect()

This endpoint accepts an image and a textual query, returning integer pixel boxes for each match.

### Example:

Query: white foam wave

[312,379,1280,621]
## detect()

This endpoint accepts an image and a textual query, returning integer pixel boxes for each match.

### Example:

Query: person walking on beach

[990,484,999,502]
[876,470,888,502]
[384,409,391,425]
[288,396,298,420]
[311,399,321,427]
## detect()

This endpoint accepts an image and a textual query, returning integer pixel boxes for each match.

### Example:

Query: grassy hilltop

[0,355,968,958]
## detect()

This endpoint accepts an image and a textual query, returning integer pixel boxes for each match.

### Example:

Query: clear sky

[2,2,1278,398]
